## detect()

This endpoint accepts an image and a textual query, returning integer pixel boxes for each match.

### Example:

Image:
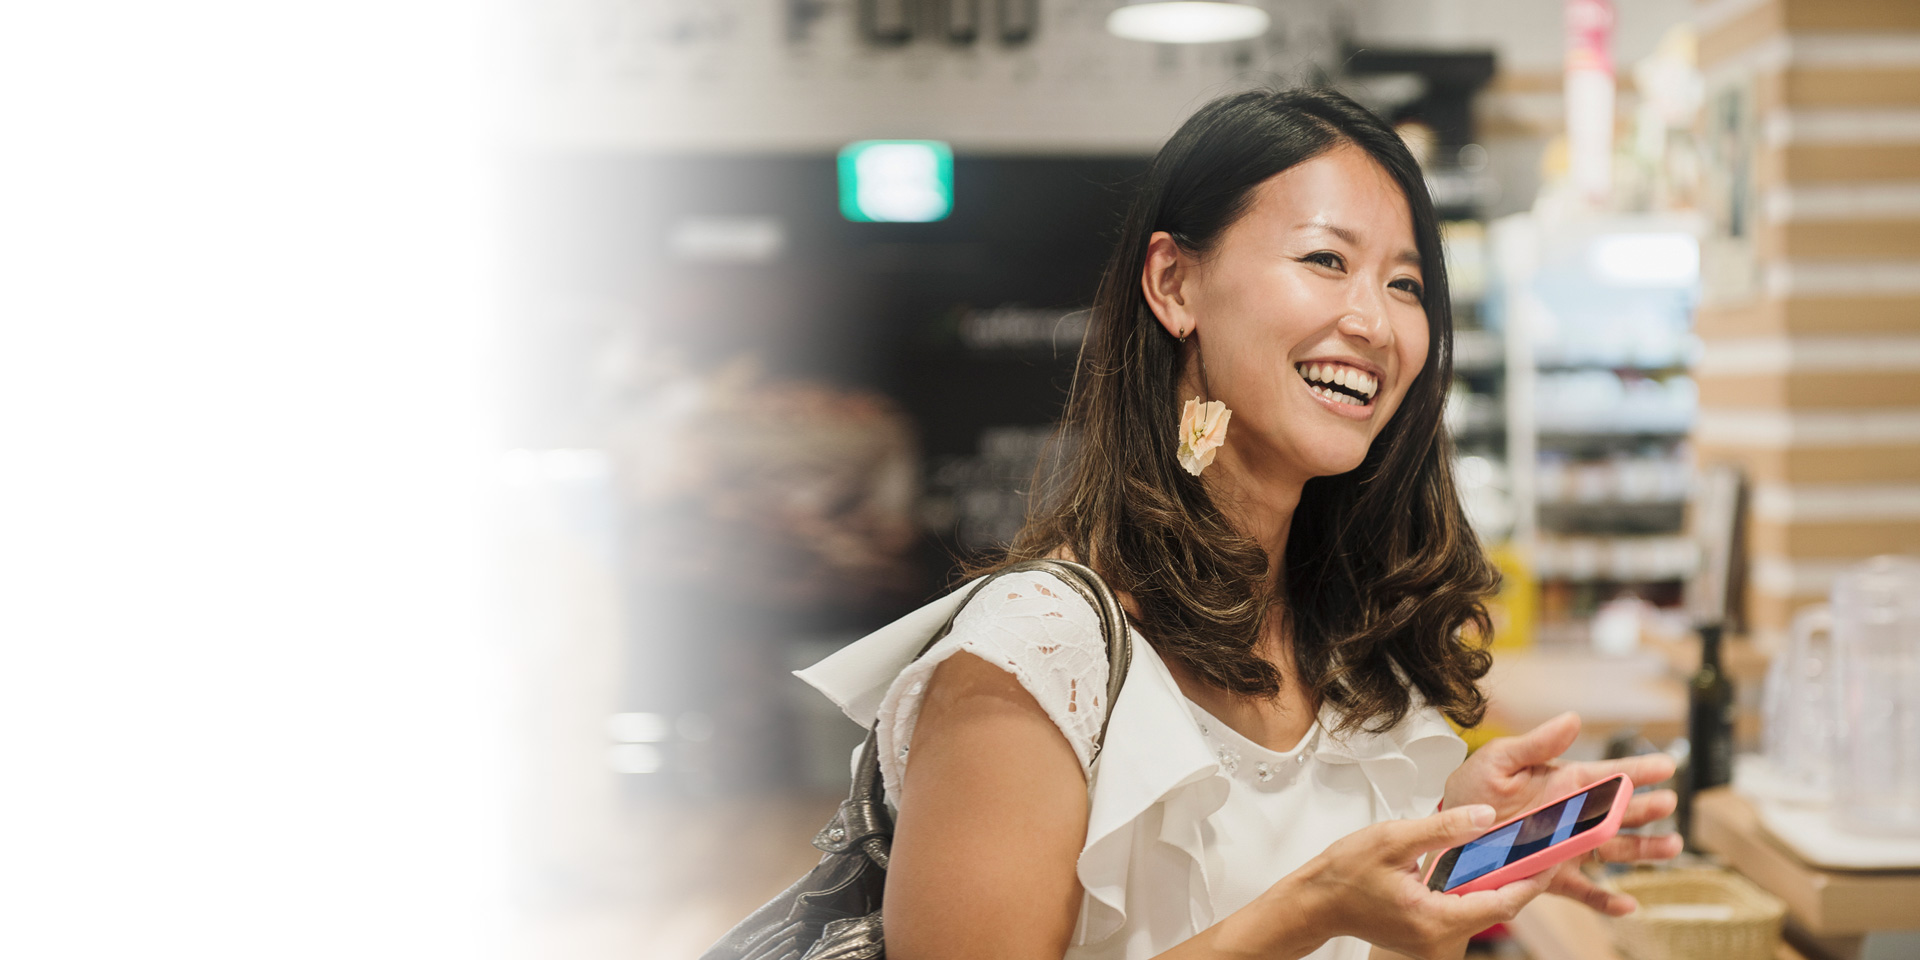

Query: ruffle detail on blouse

[1072,638,1229,946]
[792,579,982,730]
[1310,695,1466,821]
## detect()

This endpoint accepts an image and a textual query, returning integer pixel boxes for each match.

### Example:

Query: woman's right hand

[1230,805,1551,960]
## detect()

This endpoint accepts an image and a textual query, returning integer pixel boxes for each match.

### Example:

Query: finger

[1622,789,1678,827]
[1446,868,1554,927]
[1563,754,1678,792]
[1490,712,1581,771]
[1547,864,1638,917]
[1597,832,1684,863]
[1389,804,1497,859]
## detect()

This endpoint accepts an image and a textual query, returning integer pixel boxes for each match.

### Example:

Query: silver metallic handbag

[699,558,1133,960]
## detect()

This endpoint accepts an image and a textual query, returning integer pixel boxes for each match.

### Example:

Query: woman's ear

[1141,231,1198,340]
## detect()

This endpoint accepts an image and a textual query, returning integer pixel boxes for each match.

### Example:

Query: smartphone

[1423,774,1633,895]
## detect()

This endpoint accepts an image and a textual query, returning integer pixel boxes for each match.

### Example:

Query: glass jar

[1762,604,1837,802]
[1831,556,1920,837]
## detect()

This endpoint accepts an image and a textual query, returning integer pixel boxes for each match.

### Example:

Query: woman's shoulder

[872,568,1116,800]
[950,566,1110,649]
[940,567,1114,731]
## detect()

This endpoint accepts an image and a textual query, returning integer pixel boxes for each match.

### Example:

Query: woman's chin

[1307,457,1367,479]
[1290,441,1373,478]
[1237,428,1372,481]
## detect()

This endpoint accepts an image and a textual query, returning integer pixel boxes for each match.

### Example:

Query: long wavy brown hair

[975,88,1496,734]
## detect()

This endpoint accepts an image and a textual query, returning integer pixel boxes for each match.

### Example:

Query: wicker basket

[1605,868,1786,960]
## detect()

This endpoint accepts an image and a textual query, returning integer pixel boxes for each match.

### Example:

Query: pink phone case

[1423,774,1634,895]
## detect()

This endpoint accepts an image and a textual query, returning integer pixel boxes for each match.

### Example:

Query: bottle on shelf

[1680,622,1735,848]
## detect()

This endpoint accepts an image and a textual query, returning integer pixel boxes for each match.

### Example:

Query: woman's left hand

[1440,711,1683,916]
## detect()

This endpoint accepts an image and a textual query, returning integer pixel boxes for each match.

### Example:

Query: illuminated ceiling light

[838,140,954,223]
[1106,2,1271,44]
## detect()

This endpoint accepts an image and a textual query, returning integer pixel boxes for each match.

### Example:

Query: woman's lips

[1295,361,1377,420]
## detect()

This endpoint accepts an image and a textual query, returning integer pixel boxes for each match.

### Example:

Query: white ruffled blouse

[795,570,1467,960]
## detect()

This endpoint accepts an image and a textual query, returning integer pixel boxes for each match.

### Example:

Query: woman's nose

[1335,306,1391,346]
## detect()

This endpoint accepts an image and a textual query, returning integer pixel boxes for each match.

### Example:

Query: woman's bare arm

[884,651,1089,959]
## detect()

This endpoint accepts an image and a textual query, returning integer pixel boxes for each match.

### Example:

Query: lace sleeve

[870,570,1113,810]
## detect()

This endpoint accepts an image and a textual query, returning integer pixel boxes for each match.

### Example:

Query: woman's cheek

[1398,324,1429,391]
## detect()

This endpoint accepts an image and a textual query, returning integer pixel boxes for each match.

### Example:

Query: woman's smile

[1294,360,1380,419]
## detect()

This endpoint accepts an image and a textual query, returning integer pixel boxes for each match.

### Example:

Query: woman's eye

[1392,278,1425,299]
[1302,251,1345,270]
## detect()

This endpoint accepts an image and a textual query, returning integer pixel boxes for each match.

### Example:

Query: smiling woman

[781,88,1681,960]
[999,91,1484,729]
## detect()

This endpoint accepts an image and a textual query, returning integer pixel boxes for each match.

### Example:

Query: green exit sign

[837,140,953,223]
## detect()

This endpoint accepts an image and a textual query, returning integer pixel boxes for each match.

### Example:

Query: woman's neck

[1163,626,1320,753]
[1206,440,1307,580]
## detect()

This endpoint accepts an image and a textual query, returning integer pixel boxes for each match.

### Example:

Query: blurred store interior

[493,2,1920,958]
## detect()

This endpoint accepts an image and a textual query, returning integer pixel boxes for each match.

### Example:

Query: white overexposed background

[0,2,509,957]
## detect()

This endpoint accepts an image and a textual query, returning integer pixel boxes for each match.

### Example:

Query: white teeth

[1297,362,1379,404]
[1311,382,1358,406]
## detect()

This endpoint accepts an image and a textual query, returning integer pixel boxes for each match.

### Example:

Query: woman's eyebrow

[1299,219,1362,246]
[1298,219,1422,267]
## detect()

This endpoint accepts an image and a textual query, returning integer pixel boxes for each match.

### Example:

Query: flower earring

[1177,396,1231,476]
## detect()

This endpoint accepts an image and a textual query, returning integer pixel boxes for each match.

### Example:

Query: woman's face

[1145,143,1431,483]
